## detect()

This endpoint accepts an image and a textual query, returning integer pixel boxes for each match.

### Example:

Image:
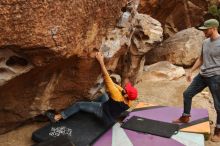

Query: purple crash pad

[124,106,208,126]
[93,125,184,146]
[125,129,184,146]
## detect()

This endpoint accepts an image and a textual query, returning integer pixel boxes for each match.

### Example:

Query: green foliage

[208,4,220,24]
[208,5,220,17]
[207,4,220,32]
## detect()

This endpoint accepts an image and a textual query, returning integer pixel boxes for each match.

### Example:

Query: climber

[46,52,138,125]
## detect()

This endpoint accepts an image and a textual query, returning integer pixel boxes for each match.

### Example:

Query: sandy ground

[0,122,45,146]
[0,70,220,146]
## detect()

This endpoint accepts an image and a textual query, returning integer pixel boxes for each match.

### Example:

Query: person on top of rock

[173,19,220,142]
[46,52,138,126]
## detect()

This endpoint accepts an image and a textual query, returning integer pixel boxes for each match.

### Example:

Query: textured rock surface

[143,61,185,81]
[122,13,163,83]
[0,0,127,134]
[0,49,33,85]
[145,28,205,67]
[139,0,208,38]
[99,12,163,84]
[0,0,127,55]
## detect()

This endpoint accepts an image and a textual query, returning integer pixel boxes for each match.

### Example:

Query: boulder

[143,61,185,81]
[123,13,163,83]
[145,27,205,67]
[99,10,163,84]
[0,0,163,134]
[0,0,127,134]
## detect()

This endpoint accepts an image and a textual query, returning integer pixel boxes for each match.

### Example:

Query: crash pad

[32,136,75,146]
[133,102,210,134]
[172,131,205,146]
[32,111,111,146]
[92,123,184,146]
[121,116,179,138]
[134,102,158,109]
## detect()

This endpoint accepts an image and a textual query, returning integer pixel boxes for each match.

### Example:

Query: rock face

[0,0,128,55]
[122,13,163,83]
[0,49,33,86]
[0,0,127,134]
[100,13,163,83]
[145,28,205,67]
[139,0,208,38]
[0,0,163,134]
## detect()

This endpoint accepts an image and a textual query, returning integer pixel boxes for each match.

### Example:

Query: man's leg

[208,75,220,142]
[51,93,109,122]
[173,74,207,123]
[60,100,114,125]
[93,92,109,103]
[60,101,103,119]
[183,74,207,115]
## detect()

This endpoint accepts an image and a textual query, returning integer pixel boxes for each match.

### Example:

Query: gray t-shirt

[200,37,220,77]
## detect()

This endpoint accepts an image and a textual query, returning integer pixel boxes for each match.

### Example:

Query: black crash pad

[32,136,75,146]
[121,116,179,138]
[32,112,111,146]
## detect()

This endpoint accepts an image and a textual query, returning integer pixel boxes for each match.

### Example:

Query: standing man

[173,19,220,142]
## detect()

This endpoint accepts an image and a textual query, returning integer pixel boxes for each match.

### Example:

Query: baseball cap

[198,19,219,30]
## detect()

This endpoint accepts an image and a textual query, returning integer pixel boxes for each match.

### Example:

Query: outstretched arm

[95,52,110,78]
[96,52,124,101]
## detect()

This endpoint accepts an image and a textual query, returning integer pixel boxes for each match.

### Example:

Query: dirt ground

[0,70,220,146]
